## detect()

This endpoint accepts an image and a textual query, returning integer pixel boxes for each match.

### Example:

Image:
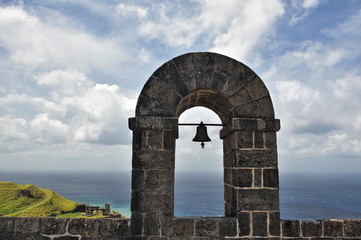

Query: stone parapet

[0,217,131,239]
[281,219,361,239]
[2,217,361,239]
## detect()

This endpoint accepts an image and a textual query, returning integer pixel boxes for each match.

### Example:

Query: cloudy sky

[0,0,360,173]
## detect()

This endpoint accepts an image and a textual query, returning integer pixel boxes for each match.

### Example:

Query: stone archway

[129,52,281,238]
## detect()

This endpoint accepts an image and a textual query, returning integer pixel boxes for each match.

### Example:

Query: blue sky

[0,0,360,173]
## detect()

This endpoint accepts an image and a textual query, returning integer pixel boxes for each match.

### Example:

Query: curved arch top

[135,52,275,122]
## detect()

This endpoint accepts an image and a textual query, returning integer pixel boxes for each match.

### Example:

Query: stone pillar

[221,118,281,237]
[129,116,178,237]
[105,203,110,215]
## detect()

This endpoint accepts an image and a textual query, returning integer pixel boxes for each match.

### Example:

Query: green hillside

[0,181,77,217]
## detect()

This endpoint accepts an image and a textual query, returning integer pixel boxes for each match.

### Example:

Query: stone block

[132,169,145,189]
[154,117,178,130]
[264,131,277,149]
[238,189,279,211]
[136,76,182,116]
[40,218,67,235]
[224,168,233,185]
[144,212,160,235]
[252,212,267,237]
[132,150,175,169]
[212,63,255,98]
[244,76,270,101]
[172,53,212,91]
[223,151,236,168]
[145,130,163,150]
[128,117,137,130]
[344,219,361,237]
[0,235,15,240]
[235,97,274,118]
[160,211,173,236]
[163,130,176,150]
[225,203,236,217]
[254,131,264,148]
[100,219,130,237]
[218,218,237,237]
[131,190,172,212]
[269,212,280,236]
[223,133,237,153]
[195,219,217,237]
[238,212,251,236]
[235,149,277,168]
[99,219,113,237]
[145,168,174,192]
[152,61,189,97]
[173,218,194,236]
[68,218,85,235]
[254,169,262,187]
[323,219,343,237]
[15,217,40,235]
[53,237,79,240]
[0,217,15,235]
[230,118,258,130]
[136,116,155,129]
[129,117,178,130]
[216,57,256,97]
[132,131,142,151]
[282,220,301,237]
[236,131,253,148]
[224,185,237,210]
[83,219,101,236]
[131,212,144,236]
[263,169,279,188]
[301,220,322,237]
[234,169,253,188]
[228,88,252,107]
[144,169,160,189]
[257,119,280,131]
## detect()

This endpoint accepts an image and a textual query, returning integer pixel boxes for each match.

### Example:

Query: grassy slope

[0,181,77,217]
[0,182,45,215]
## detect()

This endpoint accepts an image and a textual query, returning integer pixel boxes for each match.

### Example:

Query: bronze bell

[192,121,211,149]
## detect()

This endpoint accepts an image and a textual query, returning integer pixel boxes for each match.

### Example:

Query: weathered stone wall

[0,217,131,239]
[2,217,361,239]
[281,219,361,239]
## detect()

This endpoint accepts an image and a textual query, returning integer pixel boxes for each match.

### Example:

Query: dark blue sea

[1,171,361,219]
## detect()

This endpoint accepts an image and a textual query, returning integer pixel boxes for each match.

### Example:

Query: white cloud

[271,70,361,160]
[30,113,70,144]
[302,0,321,9]
[329,74,361,101]
[137,0,284,62]
[0,68,137,153]
[275,80,321,114]
[35,69,92,98]
[0,115,30,152]
[211,0,284,62]
[0,6,129,73]
[116,3,148,19]
[290,42,348,68]
[288,0,322,26]
[0,93,65,118]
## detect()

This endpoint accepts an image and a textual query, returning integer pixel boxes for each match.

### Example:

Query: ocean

[1,171,361,219]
